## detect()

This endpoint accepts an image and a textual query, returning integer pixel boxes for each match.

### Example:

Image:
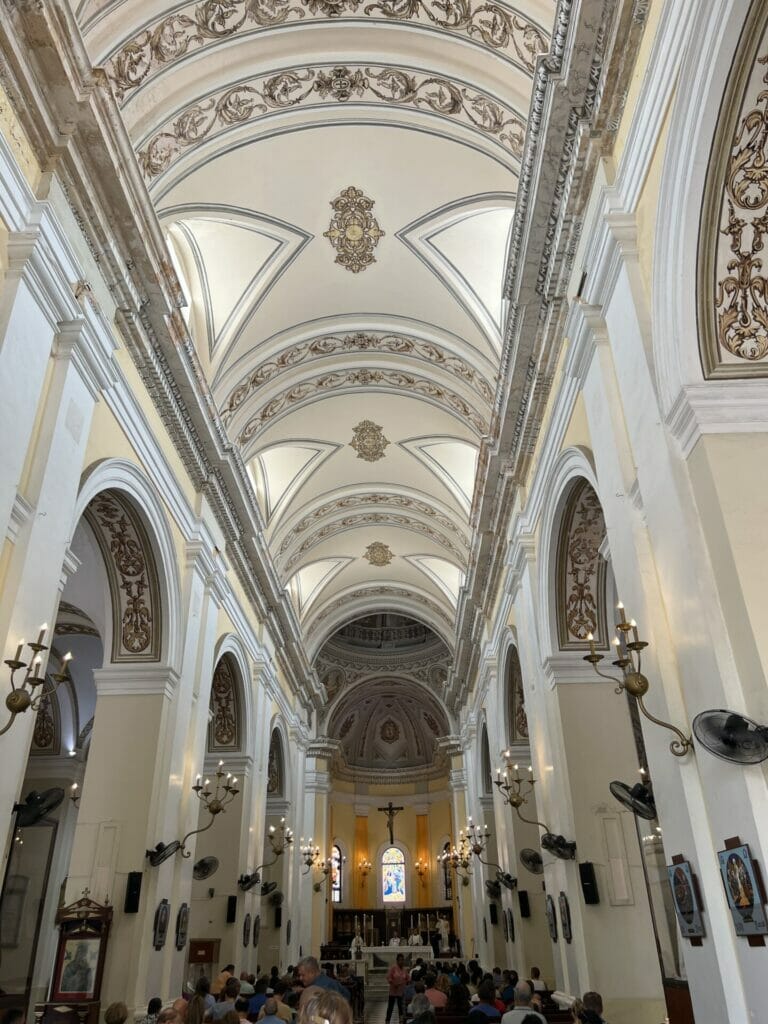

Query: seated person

[528,969,545,994]
[499,984,544,1024]
[423,975,446,1009]
[467,981,501,1024]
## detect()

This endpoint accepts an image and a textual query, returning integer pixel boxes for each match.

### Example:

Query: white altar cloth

[362,945,433,968]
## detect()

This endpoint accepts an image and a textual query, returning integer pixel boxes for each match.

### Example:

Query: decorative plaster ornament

[324,187,384,273]
[349,420,390,462]
[364,541,394,566]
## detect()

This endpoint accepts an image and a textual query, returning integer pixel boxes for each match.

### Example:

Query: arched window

[331,844,343,903]
[382,846,406,903]
[441,841,453,901]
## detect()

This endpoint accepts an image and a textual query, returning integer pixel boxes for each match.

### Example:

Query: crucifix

[379,800,404,844]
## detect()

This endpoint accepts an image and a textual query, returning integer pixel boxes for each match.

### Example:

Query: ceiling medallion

[350,419,390,462]
[364,541,394,566]
[380,719,400,744]
[324,186,384,273]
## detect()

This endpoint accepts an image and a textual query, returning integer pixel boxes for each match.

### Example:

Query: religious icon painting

[253,913,260,948]
[175,902,189,950]
[558,892,572,943]
[153,899,170,950]
[50,892,112,1003]
[286,918,292,945]
[503,909,509,941]
[507,908,515,942]
[667,861,705,939]
[717,843,768,937]
[545,895,558,942]
[243,912,251,948]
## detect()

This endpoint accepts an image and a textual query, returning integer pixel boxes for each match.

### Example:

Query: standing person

[213,967,236,997]
[209,980,241,1021]
[189,981,215,1024]
[385,953,409,1024]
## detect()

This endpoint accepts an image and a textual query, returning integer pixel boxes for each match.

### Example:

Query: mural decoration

[349,420,391,462]
[208,655,241,751]
[105,1,548,104]
[555,479,607,649]
[267,730,283,794]
[324,186,385,273]
[31,689,59,754]
[84,490,162,662]
[701,5,768,375]
[137,66,526,181]
[364,541,394,566]
[221,335,493,426]
[506,645,528,740]
[237,366,489,445]
[283,512,464,573]
[307,586,453,635]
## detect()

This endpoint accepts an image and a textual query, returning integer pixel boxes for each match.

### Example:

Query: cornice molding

[93,664,181,699]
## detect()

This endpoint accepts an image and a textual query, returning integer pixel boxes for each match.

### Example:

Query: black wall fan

[146,841,181,866]
[485,878,502,899]
[194,856,220,880]
[268,888,284,905]
[693,709,768,764]
[540,832,576,860]
[520,848,543,875]
[496,870,517,891]
[14,787,65,826]
[238,871,260,892]
[609,781,657,820]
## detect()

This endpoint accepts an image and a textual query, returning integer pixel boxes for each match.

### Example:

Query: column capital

[54,315,118,400]
[449,768,468,793]
[542,653,613,688]
[204,754,254,778]
[305,770,331,794]
[93,663,180,699]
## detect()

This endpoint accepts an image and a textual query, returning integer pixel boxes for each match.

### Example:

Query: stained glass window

[331,844,342,903]
[382,846,406,903]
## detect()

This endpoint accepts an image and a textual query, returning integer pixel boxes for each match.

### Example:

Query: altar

[362,945,434,968]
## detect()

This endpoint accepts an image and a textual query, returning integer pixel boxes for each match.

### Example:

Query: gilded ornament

[349,419,390,462]
[209,656,240,749]
[324,186,385,273]
[363,541,394,566]
[556,481,606,648]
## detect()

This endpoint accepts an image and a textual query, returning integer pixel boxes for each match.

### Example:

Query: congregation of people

[73,954,609,1024]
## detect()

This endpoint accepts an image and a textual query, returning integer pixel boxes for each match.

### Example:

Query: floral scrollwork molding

[137,65,527,180]
[700,3,768,375]
[555,480,607,650]
[104,0,548,104]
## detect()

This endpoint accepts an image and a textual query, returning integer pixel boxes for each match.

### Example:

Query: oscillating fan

[540,832,577,860]
[609,781,657,820]
[261,880,278,897]
[692,709,768,764]
[496,870,517,891]
[13,787,65,826]
[268,888,284,906]
[146,841,181,866]
[238,871,260,892]
[193,856,220,880]
[485,878,502,899]
[520,848,543,875]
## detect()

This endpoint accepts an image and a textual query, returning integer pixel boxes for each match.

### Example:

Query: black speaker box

[518,890,530,918]
[226,895,237,923]
[579,861,600,904]
[489,903,498,925]
[274,907,282,929]
[124,871,142,914]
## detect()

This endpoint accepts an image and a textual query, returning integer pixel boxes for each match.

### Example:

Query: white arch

[212,632,254,755]
[652,0,757,415]
[535,445,600,659]
[73,458,183,671]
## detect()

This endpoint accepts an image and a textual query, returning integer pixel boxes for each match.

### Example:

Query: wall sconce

[70,782,80,806]
[146,761,239,866]
[313,856,333,893]
[358,858,372,879]
[584,603,692,757]
[495,753,576,860]
[415,859,428,884]
[301,838,321,874]
[1,626,72,736]
[239,819,295,888]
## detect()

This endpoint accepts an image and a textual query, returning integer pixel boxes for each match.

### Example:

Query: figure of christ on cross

[379,800,404,844]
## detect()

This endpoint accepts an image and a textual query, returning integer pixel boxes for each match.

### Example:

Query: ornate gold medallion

[349,419,390,461]
[364,541,394,566]
[324,186,384,272]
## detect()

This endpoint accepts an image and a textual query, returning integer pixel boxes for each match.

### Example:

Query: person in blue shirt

[296,957,351,1002]
[247,978,269,1019]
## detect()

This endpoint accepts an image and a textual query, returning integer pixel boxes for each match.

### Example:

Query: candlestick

[36,624,47,646]
[13,640,23,662]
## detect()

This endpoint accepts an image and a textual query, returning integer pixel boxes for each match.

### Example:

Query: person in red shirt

[385,954,409,1024]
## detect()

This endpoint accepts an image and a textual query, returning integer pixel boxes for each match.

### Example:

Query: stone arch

[653,0,768,411]
[73,459,182,670]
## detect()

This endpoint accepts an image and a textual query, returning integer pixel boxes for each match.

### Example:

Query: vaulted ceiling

[74,0,556,668]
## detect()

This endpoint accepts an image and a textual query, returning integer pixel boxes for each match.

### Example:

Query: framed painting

[176,903,189,951]
[546,895,558,942]
[717,843,768,937]
[51,892,112,1002]
[667,861,705,939]
[153,899,170,950]
[506,907,515,943]
[558,892,572,943]
[243,912,251,948]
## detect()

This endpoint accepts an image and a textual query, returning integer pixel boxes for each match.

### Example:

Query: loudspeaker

[274,907,282,929]
[489,903,498,925]
[226,895,237,923]
[124,871,142,914]
[579,861,600,905]
[518,890,530,918]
